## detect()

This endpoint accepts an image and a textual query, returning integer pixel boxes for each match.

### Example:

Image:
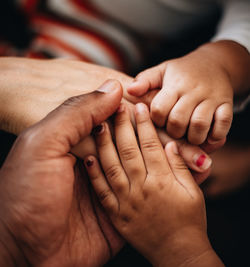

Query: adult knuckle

[63,95,84,107]
[18,127,39,148]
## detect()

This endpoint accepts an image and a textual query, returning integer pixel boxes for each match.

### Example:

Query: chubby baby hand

[127,49,233,145]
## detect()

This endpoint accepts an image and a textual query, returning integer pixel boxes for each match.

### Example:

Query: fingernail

[117,103,125,113]
[85,158,94,167]
[92,123,104,135]
[130,79,139,87]
[171,142,179,155]
[207,138,220,145]
[96,80,117,93]
[135,103,147,114]
[194,154,212,170]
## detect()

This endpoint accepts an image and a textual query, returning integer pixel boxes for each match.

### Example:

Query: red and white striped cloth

[0,0,144,73]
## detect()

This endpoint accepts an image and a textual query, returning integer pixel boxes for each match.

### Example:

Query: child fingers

[150,89,178,127]
[201,138,226,154]
[178,140,212,173]
[84,156,118,214]
[188,101,215,145]
[166,95,198,139]
[115,104,146,187]
[94,122,130,197]
[135,103,172,175]
[127,63,166,96]
[208,103,233,144]
[165,142,199,192]
[157,129,212,173]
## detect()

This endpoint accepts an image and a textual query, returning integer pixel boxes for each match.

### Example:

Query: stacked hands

[85,102,220,267]
[2,39,248,266]
[0,79,225,267]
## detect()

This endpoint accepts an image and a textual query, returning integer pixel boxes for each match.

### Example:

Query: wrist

[197,40,250,96]
[150,228,223,267]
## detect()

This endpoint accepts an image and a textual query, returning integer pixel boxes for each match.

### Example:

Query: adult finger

[20,79,123,156]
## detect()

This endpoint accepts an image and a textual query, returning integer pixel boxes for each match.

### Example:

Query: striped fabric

[0,0,143,73]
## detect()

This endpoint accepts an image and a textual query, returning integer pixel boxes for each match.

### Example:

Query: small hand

[85,103,224,267]
[0,57,213,184]
[127,43,233,145]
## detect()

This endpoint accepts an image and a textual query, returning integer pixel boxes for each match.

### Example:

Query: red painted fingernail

[92,123,104,135]
[196,155,206,167]
[195,154,212,170]
[86,159,94,167]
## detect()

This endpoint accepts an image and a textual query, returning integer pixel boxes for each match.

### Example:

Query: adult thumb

[22,80,123,156]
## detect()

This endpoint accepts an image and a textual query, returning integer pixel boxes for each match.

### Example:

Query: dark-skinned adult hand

[0,57,223,185]
[0,80,124,267]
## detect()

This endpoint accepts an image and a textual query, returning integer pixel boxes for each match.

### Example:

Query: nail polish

[86,159,94,167]
[195,154,212,170]
[196,155,206,167]
[92,123,104,135]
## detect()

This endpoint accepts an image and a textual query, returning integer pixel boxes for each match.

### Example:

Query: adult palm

[0,82,123,267]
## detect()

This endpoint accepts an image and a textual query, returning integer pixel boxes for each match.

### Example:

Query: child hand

[127,47,233,145]
[84,103,222,267]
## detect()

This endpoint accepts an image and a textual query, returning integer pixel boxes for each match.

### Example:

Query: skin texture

[0,57,220,181]
[0,81,124,267]
[85,103,224,267]
[127,40,250,145]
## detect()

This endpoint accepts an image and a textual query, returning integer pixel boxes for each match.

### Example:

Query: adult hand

[0,57,132,134]
[0,57,217,183]
[0,80,124,267]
